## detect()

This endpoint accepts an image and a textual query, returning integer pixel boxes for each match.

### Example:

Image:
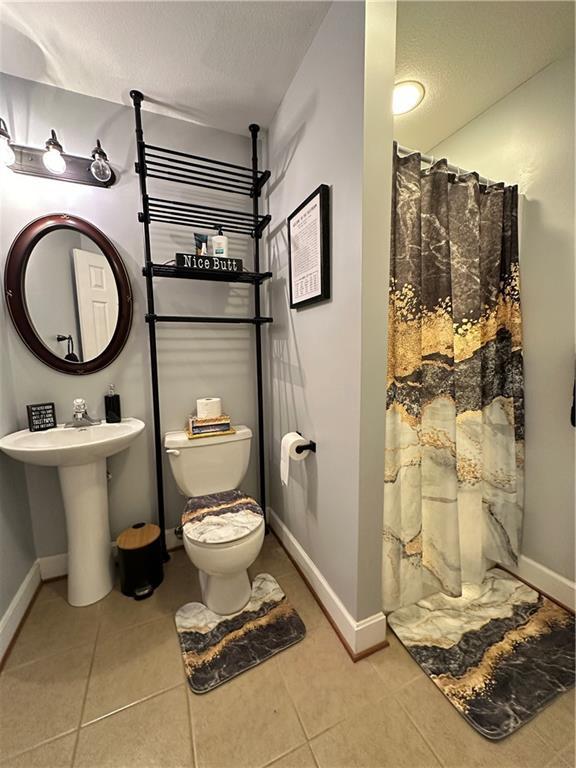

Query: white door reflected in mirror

[72,248,119,360]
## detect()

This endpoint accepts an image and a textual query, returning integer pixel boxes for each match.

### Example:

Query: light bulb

[90,139,112,183]
[90,155,112,182]
[0,118,15,167]
[0,135,15,167]
[393,81,425,115]
[43,129,66,175]
[43,146,66,174]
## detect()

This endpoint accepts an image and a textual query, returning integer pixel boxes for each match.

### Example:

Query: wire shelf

[144,196,271,237]
[142,143,270,197]
[145,264,272,284]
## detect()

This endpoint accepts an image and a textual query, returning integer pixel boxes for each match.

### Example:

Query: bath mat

[175,573,306,694]
[388,568,575,740]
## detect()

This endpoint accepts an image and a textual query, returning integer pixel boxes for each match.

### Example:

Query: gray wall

[265,2,396,620]
[0,276,35,616]
[1,73,261,558]
[430,54,575,581]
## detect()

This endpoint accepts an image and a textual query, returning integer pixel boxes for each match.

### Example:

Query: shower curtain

[382,149,524,613]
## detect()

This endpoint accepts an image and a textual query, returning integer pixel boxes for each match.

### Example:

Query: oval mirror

[5,214,133,375]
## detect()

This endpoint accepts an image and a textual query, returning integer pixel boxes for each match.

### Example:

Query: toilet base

[199,569,251,615]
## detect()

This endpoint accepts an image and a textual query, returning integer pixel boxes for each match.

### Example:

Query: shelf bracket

[251,170,271,198]
[255,214,272,240]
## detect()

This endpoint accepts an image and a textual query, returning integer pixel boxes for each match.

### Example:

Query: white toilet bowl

[183,519,265,614]
[164,426,265,615]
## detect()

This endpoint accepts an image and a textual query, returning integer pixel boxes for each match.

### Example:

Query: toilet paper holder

[295,431,316,454]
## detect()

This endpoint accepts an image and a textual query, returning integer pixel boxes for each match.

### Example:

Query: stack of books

[188,414,233,438]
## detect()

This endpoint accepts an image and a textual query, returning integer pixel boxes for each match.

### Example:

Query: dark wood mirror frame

[4,213,133,375]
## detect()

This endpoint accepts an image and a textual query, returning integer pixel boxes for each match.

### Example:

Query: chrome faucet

[65,398,101,428]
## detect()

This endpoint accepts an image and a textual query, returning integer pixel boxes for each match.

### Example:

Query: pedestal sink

[0,418,145,607]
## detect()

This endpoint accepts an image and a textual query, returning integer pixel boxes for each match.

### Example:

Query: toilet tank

[164,425,252,498]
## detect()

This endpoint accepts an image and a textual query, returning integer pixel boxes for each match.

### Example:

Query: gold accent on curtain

[382,148,524,612]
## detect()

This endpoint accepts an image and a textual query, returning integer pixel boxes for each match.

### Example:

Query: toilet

[164,425,265,615]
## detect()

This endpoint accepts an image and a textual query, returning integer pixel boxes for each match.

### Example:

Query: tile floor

[0,534,574,768]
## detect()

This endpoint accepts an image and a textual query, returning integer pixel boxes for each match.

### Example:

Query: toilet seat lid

[183,508,263,545]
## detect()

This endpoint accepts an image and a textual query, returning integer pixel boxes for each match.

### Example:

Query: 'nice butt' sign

[175,253,243,272]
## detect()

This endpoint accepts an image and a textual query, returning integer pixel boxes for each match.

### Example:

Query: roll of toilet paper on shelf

[196,397,222,419]
[280,432,310,486]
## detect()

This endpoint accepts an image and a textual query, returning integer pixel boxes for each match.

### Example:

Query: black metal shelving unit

[130,90,272,559]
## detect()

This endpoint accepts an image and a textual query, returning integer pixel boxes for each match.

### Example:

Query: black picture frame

[27,402,57,432]
[287,184,331,309]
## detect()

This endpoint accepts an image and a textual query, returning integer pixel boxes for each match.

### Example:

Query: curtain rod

[396,143,496,187]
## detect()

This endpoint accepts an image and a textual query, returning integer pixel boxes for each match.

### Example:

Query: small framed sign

[288,184,330,309]
[175,253,243,273]
[27,402,57,432]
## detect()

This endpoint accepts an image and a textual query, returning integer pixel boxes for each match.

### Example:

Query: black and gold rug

[389,569,575,740]
[175,573,305,694]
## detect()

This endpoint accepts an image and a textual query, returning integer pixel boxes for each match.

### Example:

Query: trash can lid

[117,522,161,550]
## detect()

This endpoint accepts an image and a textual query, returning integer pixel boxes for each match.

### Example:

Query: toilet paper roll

[196,397,222,420]
[280,432,310,487]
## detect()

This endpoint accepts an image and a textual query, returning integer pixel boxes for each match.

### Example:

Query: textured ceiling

[0,1,330,135]
[394,1,575,151]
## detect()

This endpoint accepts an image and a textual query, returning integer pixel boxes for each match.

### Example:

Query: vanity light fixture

[0,118,16,167]
[90,139,112,183]
[42,129,67,175]
[393,81,425,115]
[4,127,116,187]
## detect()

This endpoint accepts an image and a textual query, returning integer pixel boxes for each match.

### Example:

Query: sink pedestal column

[58,459,114,606]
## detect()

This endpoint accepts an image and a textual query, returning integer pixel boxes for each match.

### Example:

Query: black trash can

[117,522,164,600]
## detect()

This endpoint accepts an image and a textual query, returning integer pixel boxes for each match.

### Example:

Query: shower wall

[430,54,575,586]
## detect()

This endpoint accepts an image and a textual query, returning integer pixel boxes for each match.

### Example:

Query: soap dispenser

[105,384,121,423]
[212,228,229,262]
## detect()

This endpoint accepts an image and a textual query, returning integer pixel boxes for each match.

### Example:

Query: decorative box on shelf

[175,253,243,273]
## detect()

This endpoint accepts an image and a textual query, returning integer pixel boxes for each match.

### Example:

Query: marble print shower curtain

[382,149,524,612]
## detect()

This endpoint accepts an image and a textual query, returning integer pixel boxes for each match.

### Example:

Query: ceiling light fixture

[0,118,16,167]
[90,139,112,183]
[42,129,67,175]
[393,81,425,116]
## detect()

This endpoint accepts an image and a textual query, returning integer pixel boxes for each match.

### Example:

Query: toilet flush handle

[166,448,180,456]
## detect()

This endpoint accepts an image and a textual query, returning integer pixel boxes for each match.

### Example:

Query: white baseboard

[509,555,575,611]
[38,553,68,580]
[268,509,387,655]
[0,562,41,662]
[38,528,181,581]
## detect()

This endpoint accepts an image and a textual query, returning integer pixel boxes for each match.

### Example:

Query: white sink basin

[0,418,146,607]
[0,418,145,467]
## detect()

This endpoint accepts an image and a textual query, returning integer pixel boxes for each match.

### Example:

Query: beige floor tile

[546,749,575,768]
[249,533,296,579]
[0,645,92,759]
[368,631,424,692]
[75,686,192,767]
[397,676,553,768]
[531,689,575,753]
[83,615,184,723]
[277,623,385,738]
[311,697,441,768]
[276,572,327,632]
[98,558,201,636]
[189,659,306,768]
[266,744,318,768]
[166,547,188,566]
[34,578,68,605]
[558,744,575,768]
[4,597,100,669]
[0,733,76,768]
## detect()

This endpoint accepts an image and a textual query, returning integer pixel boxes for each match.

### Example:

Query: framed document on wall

[287,184,330,309]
